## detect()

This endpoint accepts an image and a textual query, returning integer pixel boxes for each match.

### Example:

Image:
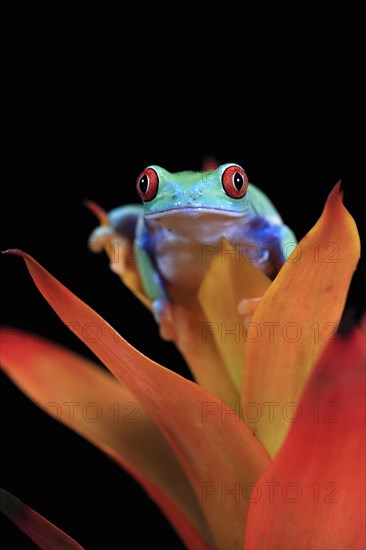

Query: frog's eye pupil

[221,164,248,199]
[139,175,148,194]
[136,167,159,201]
[234,172,244,191]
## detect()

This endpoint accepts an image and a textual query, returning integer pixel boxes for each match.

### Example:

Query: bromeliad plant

[1,183,365,549]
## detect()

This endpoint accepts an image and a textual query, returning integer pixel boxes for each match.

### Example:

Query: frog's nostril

[188,193,197,205]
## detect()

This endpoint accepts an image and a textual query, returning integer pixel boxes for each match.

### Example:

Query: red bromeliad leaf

[0,486,84,549]
[0,328,210,550]
[244,324,366,549]
[5,250,271,550]
[242,184,361,456]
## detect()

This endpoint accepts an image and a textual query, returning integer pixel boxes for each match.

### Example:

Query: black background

[1,31,364,549]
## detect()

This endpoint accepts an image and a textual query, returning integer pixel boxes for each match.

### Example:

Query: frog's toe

[249,247,270,266]
[152,299,169,324]
[237,297,262,327]
[88,226,117,254]
[159,303,178,342]
[152,299,177,342]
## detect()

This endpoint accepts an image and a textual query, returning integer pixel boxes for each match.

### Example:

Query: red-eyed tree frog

[91,163,297,320]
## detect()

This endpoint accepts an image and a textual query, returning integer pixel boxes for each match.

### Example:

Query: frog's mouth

[145,207,249,239]
[146,207,248,220]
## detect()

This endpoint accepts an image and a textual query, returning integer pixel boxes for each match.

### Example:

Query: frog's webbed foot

[251,247,270,267]
[88,226,117,253]
[152,299,177,342]
[237,297,262,327]
[152,298,169,323]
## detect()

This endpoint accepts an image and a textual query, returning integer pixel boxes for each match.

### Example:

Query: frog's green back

[246,183,284,222]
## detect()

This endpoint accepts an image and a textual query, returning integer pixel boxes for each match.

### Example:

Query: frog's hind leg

[269,224,298,275]
[243,218,297,279]
[108,205,145,239]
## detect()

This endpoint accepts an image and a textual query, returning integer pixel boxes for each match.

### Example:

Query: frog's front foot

[237,297,262,327]
[152,299,178,342]
[152,298,169,323]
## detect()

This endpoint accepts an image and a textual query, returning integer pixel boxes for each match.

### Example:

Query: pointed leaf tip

[2,248,25,256]
[0,487,84,549]
[83,200,108,224]
[327,180,343,206]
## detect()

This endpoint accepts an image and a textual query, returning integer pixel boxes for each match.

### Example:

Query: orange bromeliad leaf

[244,323,366,549]
[0,328,209,549]
[242,183,361,456]
[0,487,84,549]
[6,250,271,550]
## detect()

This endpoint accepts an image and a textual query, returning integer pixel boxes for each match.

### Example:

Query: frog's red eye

[221,164,248,199]
[136,167,159,201]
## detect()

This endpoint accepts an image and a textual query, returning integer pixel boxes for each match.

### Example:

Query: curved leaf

[242,184,361,456]
[0,328,210,550]
[244,323,366,549]
[6,250,271,549]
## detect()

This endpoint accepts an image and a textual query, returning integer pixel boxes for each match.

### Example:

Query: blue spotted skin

[109,163,297,318]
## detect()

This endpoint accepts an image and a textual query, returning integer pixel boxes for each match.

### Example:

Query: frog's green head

[136,163,250,219]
